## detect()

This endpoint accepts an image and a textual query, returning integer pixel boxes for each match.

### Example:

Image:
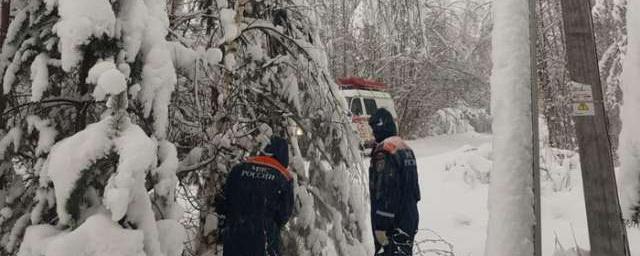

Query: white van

[338,78,397,148]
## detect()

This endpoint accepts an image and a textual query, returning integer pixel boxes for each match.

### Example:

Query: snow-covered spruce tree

[484,0,536,255]
[0,0,186,255]
[166,0,373,255]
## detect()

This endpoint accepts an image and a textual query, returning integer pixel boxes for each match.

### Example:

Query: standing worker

[216,136,294,256]
[368,108,420,256]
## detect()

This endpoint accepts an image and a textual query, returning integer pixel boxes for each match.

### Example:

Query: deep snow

[388,132,640,256]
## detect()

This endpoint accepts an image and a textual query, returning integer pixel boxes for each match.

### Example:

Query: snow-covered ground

[398,132,640,256]
[409,133,491,255]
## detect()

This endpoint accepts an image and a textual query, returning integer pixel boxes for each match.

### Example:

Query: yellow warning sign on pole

[572,102,595,116]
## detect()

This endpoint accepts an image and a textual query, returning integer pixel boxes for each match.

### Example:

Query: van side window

[363,98,378,115]
[350,98,363,116]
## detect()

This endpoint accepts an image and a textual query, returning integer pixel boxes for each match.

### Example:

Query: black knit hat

[368,108,397,143]
[264,136,289,168]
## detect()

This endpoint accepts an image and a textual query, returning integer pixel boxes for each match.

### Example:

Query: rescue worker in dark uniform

[368,108,420,256]
[216,136,294,256]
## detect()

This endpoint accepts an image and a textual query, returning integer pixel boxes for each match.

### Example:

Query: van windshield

[363,98,378,115]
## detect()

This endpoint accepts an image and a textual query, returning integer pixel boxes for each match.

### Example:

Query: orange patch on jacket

[247,156,292,181]
[381,136,409,154]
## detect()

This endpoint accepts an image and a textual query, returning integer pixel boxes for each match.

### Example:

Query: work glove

[375,230,389,246]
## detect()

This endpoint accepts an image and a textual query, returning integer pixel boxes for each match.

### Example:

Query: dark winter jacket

[368,109,420,235]
[217,138,294,256]
[369,136,420,234]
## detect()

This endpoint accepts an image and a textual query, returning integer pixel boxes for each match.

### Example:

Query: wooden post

[559,0,630,255]
[529,0,541,255]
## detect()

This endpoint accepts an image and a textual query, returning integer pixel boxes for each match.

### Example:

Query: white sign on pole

[570,81,595,116]
[571,81,594,102]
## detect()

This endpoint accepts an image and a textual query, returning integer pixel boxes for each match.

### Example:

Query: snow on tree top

[47,117,115,225]
[86,60,128,101]
[36,214,145,256]
[52,0,117,71]
[104,120,157,222]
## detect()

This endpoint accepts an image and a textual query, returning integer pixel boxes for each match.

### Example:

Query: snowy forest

[0,0,638,255]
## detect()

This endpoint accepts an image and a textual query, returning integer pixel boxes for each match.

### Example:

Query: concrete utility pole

[558,0,630,255]
[529,0,541,255]
[484,0,539,254]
